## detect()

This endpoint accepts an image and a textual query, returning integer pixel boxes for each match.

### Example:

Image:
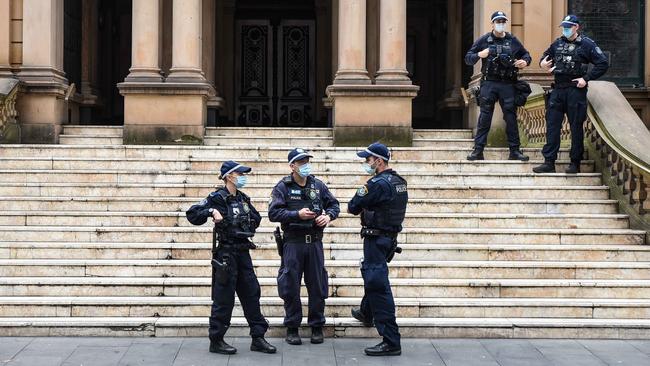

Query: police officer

[269,148,340,345]
[465,11,532,162]
[348,142,407,357]
[186,161,276,355]
[533,14,609,174]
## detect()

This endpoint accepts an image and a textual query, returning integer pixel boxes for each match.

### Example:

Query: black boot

[250,337,277,354]
[532,160,556,173]
[565,161,581,174]
[311,327,324,344]
[509,149,530,161]
[466,147,485,161]
[364,341,402,356]
[351,308,373,327]
[209,338,237,355]
[285,327,302,345]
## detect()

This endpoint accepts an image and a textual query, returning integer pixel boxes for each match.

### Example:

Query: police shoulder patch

[595,46,603,54]
[357,185,368,197]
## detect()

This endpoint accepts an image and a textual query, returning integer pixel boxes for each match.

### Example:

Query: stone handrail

[518,81,650,231]
[585,81,650,231]
[0,78,19,143]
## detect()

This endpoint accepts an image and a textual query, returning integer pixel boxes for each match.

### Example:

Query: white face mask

[494,23,506,33]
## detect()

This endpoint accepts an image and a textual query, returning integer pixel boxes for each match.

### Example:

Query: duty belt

[283,231,323,244]
[552,81,580,89]
[360,227,398,239]
[481,75,516,83]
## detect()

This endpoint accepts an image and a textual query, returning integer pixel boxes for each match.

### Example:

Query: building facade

[1,0,649,145]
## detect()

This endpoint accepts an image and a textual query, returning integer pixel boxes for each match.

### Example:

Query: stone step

[3,277,650,299]
[203,136,335,147]
[2,316,649,338]
[2,296,649,320]
[0,157,595,173]
[0,226,643,245]
[0,169,604,185]
[205,127,333,138]
[62,126,124,137]
[0,197,619,214]
[59,135,123,146]
[412,138,474,148]
[2,259,649,280]
[0,211,629,229]
[413,129,474,139]
[4,242,649,262]
[0,183,610,200]
[0,145,580,161]
[203,136,477,148]
[203,127,474,139]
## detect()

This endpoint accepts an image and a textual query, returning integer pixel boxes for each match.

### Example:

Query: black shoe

[565,161,581,174]
[311,327,324,344]
[286,327,302,345]
[364,341,402,356]
[351,308,373,327]
[209,339,237,355]
[466,148,484,161]
[250,337,277,354]
[509,149,530,161]
[532,161,556,173]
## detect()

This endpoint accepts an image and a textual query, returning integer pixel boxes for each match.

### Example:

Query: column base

[166,68,207,83]
[124,67,163,83]
[333,69,372,85]
[375,70,412,85]
[118,81,210,144]
[16,68,69,144]
[326,84,419,147]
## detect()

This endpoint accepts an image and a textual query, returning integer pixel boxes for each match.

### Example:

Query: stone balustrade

[0,77,18,143]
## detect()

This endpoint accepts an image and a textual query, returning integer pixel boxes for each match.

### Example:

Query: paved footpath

[2,337,650,365]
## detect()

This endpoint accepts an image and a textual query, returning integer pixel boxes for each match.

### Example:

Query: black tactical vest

[482,33,518,81]
[282,176,322,232]
[553,36,588,78]
[362,171,408,230]
[216,189,254,241]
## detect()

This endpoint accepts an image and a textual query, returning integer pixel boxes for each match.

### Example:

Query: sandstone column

[118,0,210,144]
[124,0,162,82]
[18,0,69,143]
[167,0,205,82]
[333,0,370,84]
[326,0,418,146]
[375,0,410,85]
[0,0,11,77]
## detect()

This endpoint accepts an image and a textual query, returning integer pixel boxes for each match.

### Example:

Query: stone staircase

[0,126,648,338]
[59,125,123,145]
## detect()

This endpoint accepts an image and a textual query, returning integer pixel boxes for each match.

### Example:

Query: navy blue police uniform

[185,163,269,346]
[538,15,609,169]
[348,144,408,351]
[268,150,340,331]
[465,11,532,156]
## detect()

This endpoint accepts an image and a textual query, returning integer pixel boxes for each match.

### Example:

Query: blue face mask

[235,175,247,189]
[562,27,574,39]
[494,23,506,33]
[297,163,312,178]
[362,161,376,175]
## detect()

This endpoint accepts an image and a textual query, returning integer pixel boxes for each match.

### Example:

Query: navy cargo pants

[475,80,521,150]
[277,241,329,328]
[542,86,588,163]
[209,248,268,340]
[358,235,401,347]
